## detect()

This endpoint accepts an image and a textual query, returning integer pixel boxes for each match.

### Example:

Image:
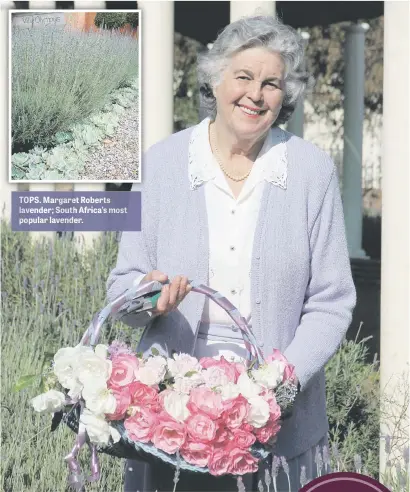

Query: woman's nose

[247,81,263,101]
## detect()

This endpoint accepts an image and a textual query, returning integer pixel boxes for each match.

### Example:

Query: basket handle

[80,280,265,367]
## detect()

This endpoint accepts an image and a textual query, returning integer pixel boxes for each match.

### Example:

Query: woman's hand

[141,270,192,315]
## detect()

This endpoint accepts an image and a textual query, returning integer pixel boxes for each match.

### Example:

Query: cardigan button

[256,299,261,304]
[256,255,261,260]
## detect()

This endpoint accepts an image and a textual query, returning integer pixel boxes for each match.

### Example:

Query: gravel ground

[78,99,140,181]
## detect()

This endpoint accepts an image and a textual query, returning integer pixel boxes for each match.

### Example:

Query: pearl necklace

[210,127,252,182]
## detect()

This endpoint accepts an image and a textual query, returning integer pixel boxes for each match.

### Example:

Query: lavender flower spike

[264,467,272,490]
[354,454,362,474]
[322,445,331,473]
[315,446,323,477]
[236,476,246,492]
[280,457,291,492]
[300,466,308,488]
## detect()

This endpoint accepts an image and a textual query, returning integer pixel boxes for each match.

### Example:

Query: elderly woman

[107,15,356,492]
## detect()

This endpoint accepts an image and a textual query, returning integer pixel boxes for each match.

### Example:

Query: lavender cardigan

[106,125,356,459]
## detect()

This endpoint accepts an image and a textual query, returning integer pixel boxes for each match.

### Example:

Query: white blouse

[135,117,288,361]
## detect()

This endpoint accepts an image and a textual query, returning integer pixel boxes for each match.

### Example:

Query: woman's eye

[237,76,250,80]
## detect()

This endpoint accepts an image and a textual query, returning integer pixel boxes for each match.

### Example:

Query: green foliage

[126,12,139,29]
[12,25,138,152]
[11,81,138,180]
[1,222,123,491]
[94,12,127,30]
[326,330,380,477]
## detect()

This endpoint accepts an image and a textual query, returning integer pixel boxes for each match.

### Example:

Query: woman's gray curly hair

[197,15,313,126]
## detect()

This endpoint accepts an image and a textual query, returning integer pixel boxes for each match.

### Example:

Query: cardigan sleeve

[106,149,159,326]
[283,166,357,391]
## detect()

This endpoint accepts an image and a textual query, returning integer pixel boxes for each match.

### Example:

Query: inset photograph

[10,10,140,182]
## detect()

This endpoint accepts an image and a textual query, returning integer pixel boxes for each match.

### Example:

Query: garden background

[11,11,140,180]
[1,4,409,492]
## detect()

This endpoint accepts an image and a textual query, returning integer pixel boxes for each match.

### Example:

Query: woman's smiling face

[214,47,285,141]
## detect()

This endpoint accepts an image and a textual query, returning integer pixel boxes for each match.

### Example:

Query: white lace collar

[188,117,288,191]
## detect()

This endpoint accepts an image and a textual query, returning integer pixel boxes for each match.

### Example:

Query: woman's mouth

[237,104,266,117]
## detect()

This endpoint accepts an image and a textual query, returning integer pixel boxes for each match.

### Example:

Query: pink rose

[106,386,132,420]
[187,387,223,420]
[213,422,232,448]
[222,395,249,429]
[108,354,140,389]
[186,413,217,443]
[151,412,186,454]
[208,447,231,476]
[262,391,281,422]
[129,381,160,412]
[266,350,296,383]
[227,447,258,475]
[180,440,213,467]
[254,419,281,444]
[232,429,256,449]
[199,356,242,383]
[124,407,158,443]
[240,422,254,433]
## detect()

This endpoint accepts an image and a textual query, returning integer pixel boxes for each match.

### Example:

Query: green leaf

[184,370,197,378]
[151,348,159,356]
[13,374,39,392]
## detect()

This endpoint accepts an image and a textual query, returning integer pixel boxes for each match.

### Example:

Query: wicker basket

[64,280,273,484]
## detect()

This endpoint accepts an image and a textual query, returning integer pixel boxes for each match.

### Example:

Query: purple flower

[385,435,391,454]
[271,456,281,478]
[403,446,409,465]
[108,340,133,358]
[354,454,362,473]
[300,466,308,487]
[281,456,289,475]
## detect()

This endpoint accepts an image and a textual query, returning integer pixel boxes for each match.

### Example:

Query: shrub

[11,25,138,152]
[126,12,139,29]
[94,12,127,30]
[326,329,380,477]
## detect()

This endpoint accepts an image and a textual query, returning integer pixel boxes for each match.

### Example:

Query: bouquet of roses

[26,280,298,490]
[31,343,297,485]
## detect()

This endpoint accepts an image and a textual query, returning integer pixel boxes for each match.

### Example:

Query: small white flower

[31,389,66,413]
[76,346,112,386]
[138,356,167,386]
[82,383,117,415]
[53,345,91,390]
[173,373,203,394]
[203,366,230,389]
[80,408,120,446]
[218,382,240,401]
[167,353,200,378]
[252,361,284,390]
[163,391,191,422]
[247,396,270,428]
[237,372,262,399]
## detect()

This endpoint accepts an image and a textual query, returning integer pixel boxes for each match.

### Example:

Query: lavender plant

[12,24,138,153]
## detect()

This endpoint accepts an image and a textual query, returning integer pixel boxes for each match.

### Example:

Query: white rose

[82,383,117,415]
[53,345,91,390]
[247,396,270,428]
[252,361,285,390]
[80,409,120,446]
[173,373,204,394]
[203,366,230,389]
[76,347,112,386]
[218,382,241,401]
[237,372,262,399]
[167,353,200,378]
[138,356,167,386]
[67,380,83,400]
[163,391,191,422]
[31,389,66,413]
